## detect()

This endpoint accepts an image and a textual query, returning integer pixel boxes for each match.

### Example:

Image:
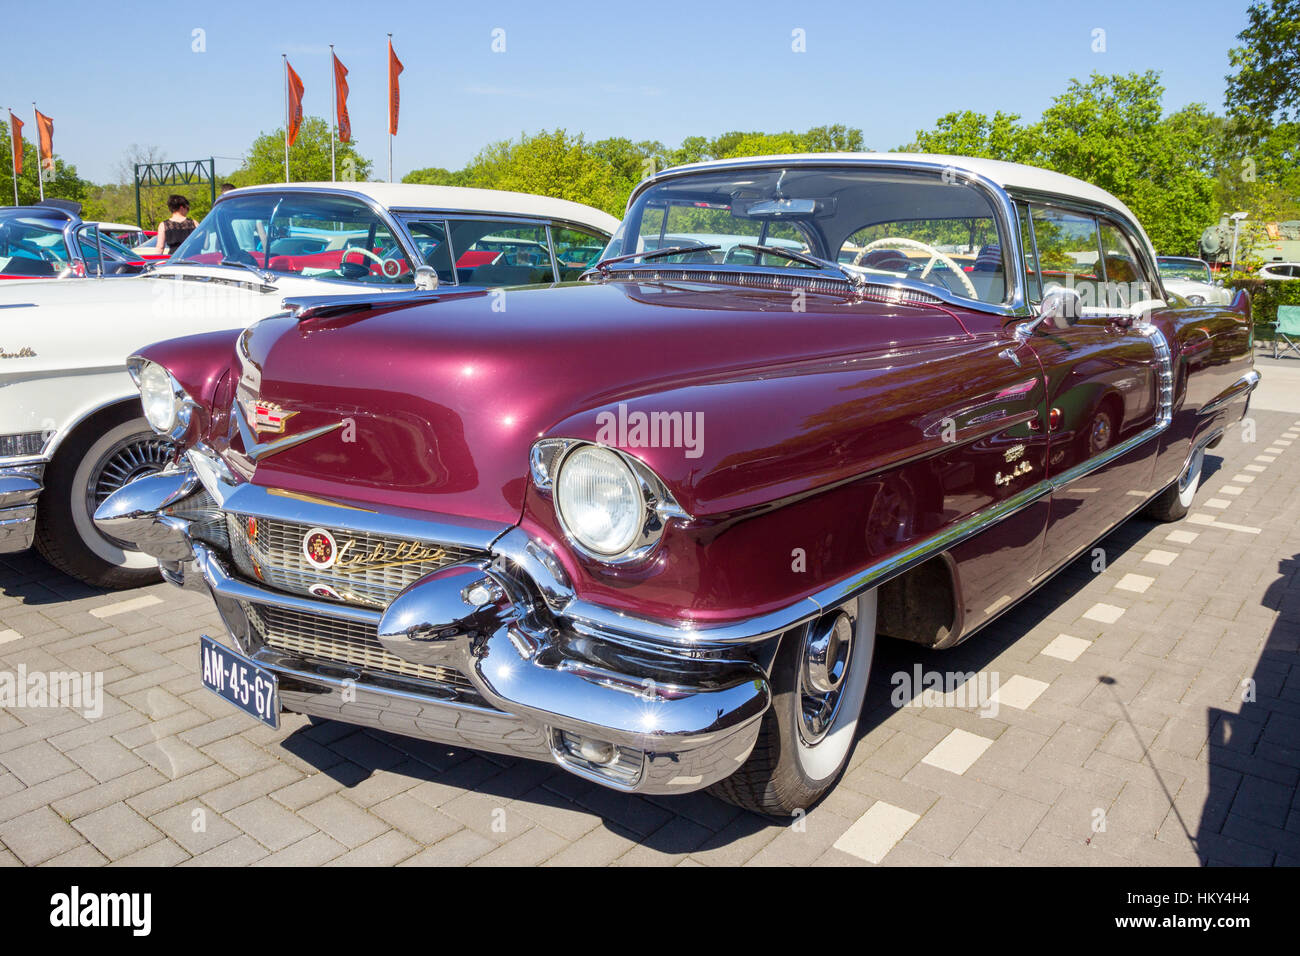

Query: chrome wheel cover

[84,434,172,547]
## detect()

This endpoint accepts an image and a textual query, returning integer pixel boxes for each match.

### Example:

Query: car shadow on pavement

[1196,554,1300,865]
[0,550,112,606]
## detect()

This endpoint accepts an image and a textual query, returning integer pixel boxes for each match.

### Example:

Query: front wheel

[35,408,172,589]
[710,590,877,816]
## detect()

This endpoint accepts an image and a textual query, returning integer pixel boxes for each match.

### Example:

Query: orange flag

[8,112,22,176]
[333,53,351,144]
[34,110,53,174]
[387,38,403,136]
[286,61,305,146]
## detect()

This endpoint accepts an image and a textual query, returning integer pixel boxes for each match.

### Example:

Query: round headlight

[1187,294,1206,306]
[137,361,178,434]
[555,445,644,556]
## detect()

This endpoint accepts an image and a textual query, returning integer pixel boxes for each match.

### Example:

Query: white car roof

[228,182,619,234]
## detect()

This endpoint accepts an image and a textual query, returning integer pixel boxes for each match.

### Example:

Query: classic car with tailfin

[94,154,1258,814]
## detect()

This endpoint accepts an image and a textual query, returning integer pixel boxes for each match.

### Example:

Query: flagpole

[6,109,16,205]
[329,45,337,182]
[32,103,42,201]
[387,33,393,183]
[282,54,290,184]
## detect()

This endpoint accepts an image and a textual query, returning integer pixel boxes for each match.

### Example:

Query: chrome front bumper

[0,463,45,553]
[95,465,771,794]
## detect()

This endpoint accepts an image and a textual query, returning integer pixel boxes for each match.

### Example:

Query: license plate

[200,635,279,728]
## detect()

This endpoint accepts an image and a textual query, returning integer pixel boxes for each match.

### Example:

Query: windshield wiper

[734,243,869,294]
[219,258,275,285]
[585,244,722,276]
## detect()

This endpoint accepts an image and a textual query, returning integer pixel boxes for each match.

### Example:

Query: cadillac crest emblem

[303,527,338,570]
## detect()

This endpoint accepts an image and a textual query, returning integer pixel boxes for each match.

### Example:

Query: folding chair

[1275,305,1300,360]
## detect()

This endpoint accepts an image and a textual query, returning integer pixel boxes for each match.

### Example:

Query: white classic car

[0,182,617,588]
[1155,256,1232,305]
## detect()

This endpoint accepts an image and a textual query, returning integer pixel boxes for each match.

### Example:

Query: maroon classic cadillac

[96,155,1258,815]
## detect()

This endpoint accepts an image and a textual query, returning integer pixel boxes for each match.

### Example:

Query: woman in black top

[154,194,197,256]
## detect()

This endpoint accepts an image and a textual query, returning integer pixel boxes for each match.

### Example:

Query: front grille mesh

[227,512,483,609]
[246,602,472,689]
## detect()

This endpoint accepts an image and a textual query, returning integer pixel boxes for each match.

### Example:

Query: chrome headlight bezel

[127,356,196,442]
[532,438,689,564]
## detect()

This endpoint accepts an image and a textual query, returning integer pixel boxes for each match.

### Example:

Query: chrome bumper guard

[94,466,769,794]
[0,463,45,553]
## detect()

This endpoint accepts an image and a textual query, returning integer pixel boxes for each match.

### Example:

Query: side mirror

[414,264,439,291]
[1038,285,1082,329]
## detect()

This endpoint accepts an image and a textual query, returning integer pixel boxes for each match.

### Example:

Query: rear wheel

[35,407,172,589]
[710,590,877,816]
[1145,445,1204,522]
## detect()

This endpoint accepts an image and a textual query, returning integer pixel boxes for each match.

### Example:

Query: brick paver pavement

[0,373,1295,866]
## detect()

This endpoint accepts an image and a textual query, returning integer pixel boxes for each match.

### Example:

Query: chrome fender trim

[1198,368,1261,417]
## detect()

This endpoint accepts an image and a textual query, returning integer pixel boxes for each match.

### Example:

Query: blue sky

[1,0,1251,184]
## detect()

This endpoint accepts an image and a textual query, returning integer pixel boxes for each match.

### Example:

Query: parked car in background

[1156,256,1231,305]
[0,202,149,280]
[93,221,149,249]
[95,154,1257,815]
[0,182,616,588]
[1256,261,1300,280]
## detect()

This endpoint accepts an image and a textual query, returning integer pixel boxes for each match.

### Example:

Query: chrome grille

[227,513,483,609]
[245,602,472,689]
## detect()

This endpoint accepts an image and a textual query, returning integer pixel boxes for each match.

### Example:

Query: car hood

[218,278,974,526]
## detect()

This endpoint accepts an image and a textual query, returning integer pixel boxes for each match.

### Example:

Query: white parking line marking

[991,675,1051,710]
[1265,447,1284,455]
[1219,486,1244,496]
[1274,440,1293,447]
[1084,602,1125,623]
[0,630,22,646]
[833,802,920,863]
[1041,634,1092,662]
[1143,550,1179,566]
[921,729,994,775]
[90,595,163,619]
[1204,498,1232,509]
[1255,455,1277,463]
[1115,573,1154,594]
[1187,514,1261,534]
[1166,530,1199,544]
[1232,475,1255,484]
[1245,465,1266,472]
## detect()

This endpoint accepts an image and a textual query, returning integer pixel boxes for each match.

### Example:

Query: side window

[1097,220,1154,309]
[1018,204,1042,304]
[403,219,455,285]
[1027,206,1105,306]
[448,220,555,285]
[552,225,609,281]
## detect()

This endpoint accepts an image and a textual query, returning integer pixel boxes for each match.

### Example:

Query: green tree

[229,116,373,186]
[0,121,89,208]
[403,166,472,187]
[902,109,1035,161]
[1225,0,1300,126]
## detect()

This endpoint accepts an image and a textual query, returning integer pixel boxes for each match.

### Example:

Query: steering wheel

[853,236,978,299]
[341,246,386,269]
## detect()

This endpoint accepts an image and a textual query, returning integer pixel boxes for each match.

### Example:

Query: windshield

[172,192,414,284]
[1157,258,1211,283]
[604,166,1011,304]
